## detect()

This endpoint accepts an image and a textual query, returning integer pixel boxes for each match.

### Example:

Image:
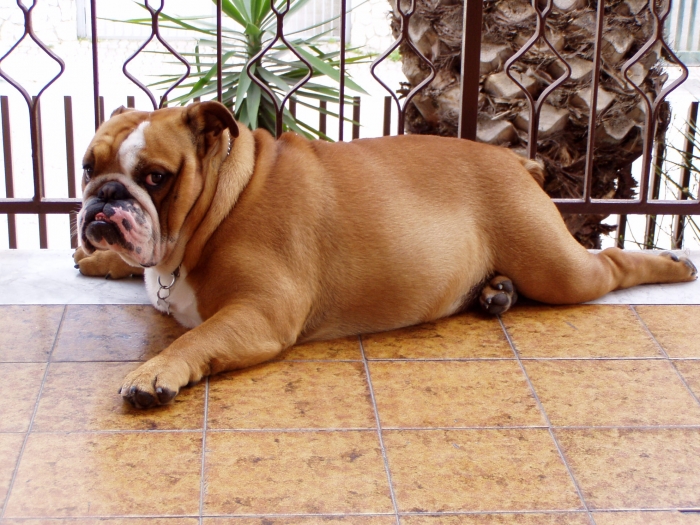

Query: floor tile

[556,428,700,509]
[206,518,396,525]
[204,430,393,514]
[0,433,25,506]
[277,336,362,360]
[593,511,700,524]
[401,514,591,524]
[369,361,545,428]
[383,429,582,512]
[675,360,700,398]
[362,312,512,359]
[32,362,205,431]
[501,305,659,358]
[2,518,199,525]
[636,306,700,357]
[208,361,375,429]
[524,360,700,426]
[52,305,187,361]
[4,432,202,517]
[0,363,46,432]
[0,305,64,362]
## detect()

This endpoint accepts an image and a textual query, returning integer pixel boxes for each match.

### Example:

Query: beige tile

[32,362,205,431]
[636,305,700,357]
[204,430,393,514]
[556,428,700,509]
[383,429,582,512]
[205,519,396,525]
[52,305,187,362]
[362,312,512,359]
[0,305,64,362]
[402,514,591,524]
[675,360,700,397]
[208,361,375,429]
[2,518,199,525]
[501,305,659,358]
[4,432,201,517]
[0,363,46,432]
[525,360,700,426]
[369,361,544,428]
[277,336,362,360]
[593,512,700,524]
[0,433,25,506]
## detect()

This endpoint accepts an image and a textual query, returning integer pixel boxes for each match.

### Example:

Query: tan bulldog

[75,101,696,408]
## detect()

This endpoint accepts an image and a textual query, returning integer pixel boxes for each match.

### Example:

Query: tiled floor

[1,304,700,524]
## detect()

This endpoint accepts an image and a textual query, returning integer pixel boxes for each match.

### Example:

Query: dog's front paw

[120,356,191,409]
[73,247,144,279]
[480,275,518,315]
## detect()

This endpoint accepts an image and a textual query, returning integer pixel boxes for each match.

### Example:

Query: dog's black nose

[97,181,130,202]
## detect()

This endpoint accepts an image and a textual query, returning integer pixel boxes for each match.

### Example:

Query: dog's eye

[145,172,166,187]
[83,165,93,183]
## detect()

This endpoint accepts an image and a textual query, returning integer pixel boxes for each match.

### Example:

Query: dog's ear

[110,106,135,118]
[184,101,239,155]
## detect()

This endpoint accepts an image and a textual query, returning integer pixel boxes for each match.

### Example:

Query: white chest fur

[145,267,203,328]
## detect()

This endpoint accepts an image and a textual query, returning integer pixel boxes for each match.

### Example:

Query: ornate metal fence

[0,0,698,249]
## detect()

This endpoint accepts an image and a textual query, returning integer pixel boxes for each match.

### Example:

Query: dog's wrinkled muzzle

[81,181,152,259]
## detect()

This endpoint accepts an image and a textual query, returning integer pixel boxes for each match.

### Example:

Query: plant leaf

[247,82,262,128]
[235,62,255,114]
[295,47,368,94]
[217,0,247,26]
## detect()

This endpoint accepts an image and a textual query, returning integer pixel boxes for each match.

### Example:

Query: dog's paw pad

[156,387,177,405]
[133,388,156,409]
[480,276,518,315]
[119,384,157,409]
[120,360,185,409]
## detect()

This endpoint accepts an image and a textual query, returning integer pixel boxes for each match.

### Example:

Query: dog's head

[78,101,238,268]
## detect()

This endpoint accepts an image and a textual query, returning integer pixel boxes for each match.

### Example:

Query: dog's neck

[155,125,256,275]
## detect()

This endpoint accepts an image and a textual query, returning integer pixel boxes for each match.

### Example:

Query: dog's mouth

[81,196,154,264]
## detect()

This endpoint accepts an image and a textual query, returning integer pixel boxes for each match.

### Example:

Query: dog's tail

[519,157,545,188]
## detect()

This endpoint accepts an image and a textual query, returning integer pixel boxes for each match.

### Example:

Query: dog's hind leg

[493,199,698,304]
[479,275,518,315]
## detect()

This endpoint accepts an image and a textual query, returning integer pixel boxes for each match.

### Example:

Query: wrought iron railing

[0,0,698,249]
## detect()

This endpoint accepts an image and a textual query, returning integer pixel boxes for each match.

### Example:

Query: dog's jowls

[75,101,697,408]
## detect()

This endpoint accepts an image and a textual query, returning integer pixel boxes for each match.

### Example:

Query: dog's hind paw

[480,275,518,315]
[660,251,697,281]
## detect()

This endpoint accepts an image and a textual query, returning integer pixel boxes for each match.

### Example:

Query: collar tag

[156,266,181,315]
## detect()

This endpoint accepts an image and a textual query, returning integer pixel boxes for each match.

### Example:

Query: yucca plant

[125,0,370,139]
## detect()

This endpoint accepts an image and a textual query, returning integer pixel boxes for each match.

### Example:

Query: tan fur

[77,102,697,408]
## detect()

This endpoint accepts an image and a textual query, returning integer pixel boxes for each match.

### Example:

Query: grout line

[497,316,597,525]
[366,357,515,362]
[21,423,700,436]
[381,425,549,431]
[9,355,687,365]
[0,305,67,519]
[5,508,700,520]
[19,422,700,437]
[630,305,700,407]
[519,356,666,361]
[199,376,210,525]
[25,428,202,435]
[359,335,401,525]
